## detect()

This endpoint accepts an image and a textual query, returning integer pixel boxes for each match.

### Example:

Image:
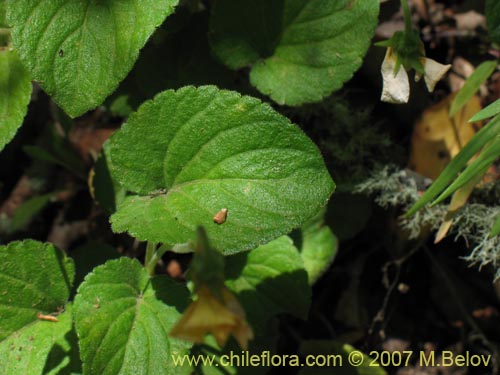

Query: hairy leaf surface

[107,86,334,254]
[0,240,77,375]
[0,50,32,151]
[7,0,178,117]
[210,0,379,105]
[74,258,191,375]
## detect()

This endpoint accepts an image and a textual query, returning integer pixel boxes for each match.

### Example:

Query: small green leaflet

[0,49,32,152]
[6,0,178,117]
[106,86,334,254]
[210,0,379,106]
[0,240,80,375]
[73,257,192,375]
[298,211,338,284]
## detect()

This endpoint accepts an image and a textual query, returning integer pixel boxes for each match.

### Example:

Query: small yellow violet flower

[169,284,254,349]
[169,227,254,349]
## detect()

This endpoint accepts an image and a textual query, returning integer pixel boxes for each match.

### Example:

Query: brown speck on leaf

[37,313,59,322]
[213,208,228,224]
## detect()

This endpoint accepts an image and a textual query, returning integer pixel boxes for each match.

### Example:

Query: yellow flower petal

[381,48,410,104]
[169,286,253,349]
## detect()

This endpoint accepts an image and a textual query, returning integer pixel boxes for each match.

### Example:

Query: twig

[368,242,423,337]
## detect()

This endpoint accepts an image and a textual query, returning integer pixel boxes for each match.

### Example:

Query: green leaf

[0,240,78,375]
[74,257,192,375]
[107,86,334,254]
[0,305,81,375]
[225,236,311,331]
[407,114,500,216]
[487,0,500,44]
[299,214,338,284]
[210,0,379,106]
[0,49,32,151]
[469,98,500,122]
[449,61,497,117]
[0,240,74,340]
[6,0,179,118]
[298,340,387,375]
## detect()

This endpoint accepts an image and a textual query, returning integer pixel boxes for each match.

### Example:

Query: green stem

[145,242,172,276]
[400,0,412,33]
[145,241,157,276]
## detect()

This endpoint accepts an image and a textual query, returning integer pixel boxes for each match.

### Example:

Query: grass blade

[406,114,500,216]
[470,98,500,122]
[432,137,500,205]
[449,60,497,117]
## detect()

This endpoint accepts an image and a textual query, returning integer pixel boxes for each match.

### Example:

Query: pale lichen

[356,166,500,278]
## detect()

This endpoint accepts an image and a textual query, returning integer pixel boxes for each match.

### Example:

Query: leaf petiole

[144,241,157,276]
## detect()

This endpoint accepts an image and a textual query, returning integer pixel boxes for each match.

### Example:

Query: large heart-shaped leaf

[210,0,379,105]
[6,0,178,117]
[74,257,192,375]
[0,240,79,375]
[0,49,32,151]
[106,86,334,254]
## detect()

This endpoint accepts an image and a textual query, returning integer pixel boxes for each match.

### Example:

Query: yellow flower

[381,47,451,104]
[169,285,254,350]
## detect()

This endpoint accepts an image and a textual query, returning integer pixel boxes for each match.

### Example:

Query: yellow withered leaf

[409,94,482,180]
